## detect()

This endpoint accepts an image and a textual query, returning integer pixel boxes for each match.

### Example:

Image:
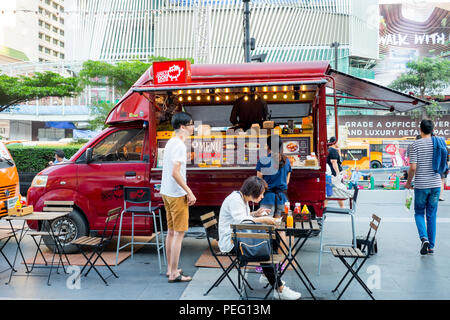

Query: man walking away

[160,112,196,282]
[405,120,444,255]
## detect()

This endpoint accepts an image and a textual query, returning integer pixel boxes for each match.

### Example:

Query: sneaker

[420,239,429,255]
[259,274,285,287]
[273,286,301,300]
[428,248,434,254]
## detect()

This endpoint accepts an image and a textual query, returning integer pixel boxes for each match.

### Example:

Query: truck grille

[0,184,16,216]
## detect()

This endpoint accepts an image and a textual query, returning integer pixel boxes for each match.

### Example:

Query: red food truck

[27,61,427,252]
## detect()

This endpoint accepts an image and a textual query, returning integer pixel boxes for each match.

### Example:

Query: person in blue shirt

[256,135,291,216]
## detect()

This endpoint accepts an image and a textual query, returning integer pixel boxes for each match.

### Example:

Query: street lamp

[330,42,340,71]
[243,0,251,62]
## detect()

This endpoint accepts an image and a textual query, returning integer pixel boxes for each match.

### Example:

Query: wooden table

[4,212,71,285]
[275,219,321,300]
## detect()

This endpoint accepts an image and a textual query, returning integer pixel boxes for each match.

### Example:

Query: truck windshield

[89,128,145,162]
[0,157,14,169]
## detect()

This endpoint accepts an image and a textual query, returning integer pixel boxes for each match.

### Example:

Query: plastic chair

[115,187,166,273]
[318,184,359,275]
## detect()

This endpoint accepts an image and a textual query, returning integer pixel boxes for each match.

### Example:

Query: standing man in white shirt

[160,112,196,282]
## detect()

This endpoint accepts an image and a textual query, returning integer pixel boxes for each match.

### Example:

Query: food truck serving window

[184,103,311,127]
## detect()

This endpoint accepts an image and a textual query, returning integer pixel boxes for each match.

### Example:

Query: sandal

[168,274,192,283]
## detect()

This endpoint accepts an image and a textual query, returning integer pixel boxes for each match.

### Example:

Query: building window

[45,35,51,42]
[53,26,58,33]
[45,0,50,4]
[59,17,64,25]
[53,2,58,9]
[59,30,64,36]
[60,53,65,59]
[38,32,43,39]
[45,23,51,30]
[52,14,58,21]
[53,51,58,57]
[60,41,64,48]
[38,20,43,26]
[45,47,50,54]
[39,45,43,52]
[53,39,58,45]
[38,7,43,14]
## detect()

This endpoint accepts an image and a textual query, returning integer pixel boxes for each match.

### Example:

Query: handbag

[235,220,272,263]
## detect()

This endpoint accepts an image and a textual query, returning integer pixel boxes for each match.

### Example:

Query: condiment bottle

[286,211,294,228]
[294,202,301,215]
[284,201,290,214]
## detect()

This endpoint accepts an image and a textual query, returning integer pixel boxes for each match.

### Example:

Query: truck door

[77,128,149,232]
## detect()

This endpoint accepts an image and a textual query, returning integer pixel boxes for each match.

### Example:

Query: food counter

[155,129,319,170]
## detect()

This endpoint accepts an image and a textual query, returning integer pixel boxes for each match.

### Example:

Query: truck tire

[42,208,89,254]
[370,160,382,169]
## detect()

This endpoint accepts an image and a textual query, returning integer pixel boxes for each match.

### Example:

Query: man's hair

[329,136,337,144]
[55,150,65,158]
[240,176,267,199]
[420,120,434,135]
[171,112,193,130]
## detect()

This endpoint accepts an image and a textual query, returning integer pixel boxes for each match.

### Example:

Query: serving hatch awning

[326,69,430,112]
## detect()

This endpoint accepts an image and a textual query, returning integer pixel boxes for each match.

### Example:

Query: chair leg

[131,213,135,260]
[318,215,326,276]
[158,209,167,265]
[115,211,125,266]
[0,239,16,272]
[152,211,162,274]
[336,257,374,300]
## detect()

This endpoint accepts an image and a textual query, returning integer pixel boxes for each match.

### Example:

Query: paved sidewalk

[0,190,449,300]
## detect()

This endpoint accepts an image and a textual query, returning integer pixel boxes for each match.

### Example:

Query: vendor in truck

[256,135,291,216]
[230,94,268,131]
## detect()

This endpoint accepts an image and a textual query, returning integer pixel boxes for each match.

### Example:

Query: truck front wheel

[370,160,382,169]
[42,208,89,254]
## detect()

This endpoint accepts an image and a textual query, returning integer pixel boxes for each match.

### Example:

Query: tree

[0,71,83,112]
[389,57,450,118]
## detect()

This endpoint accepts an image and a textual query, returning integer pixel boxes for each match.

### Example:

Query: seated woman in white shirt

[218,176,301,300]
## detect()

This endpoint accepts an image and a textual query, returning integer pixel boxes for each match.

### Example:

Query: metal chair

[71,207,122,286]
[0,229,15,273]
[231,223,283,300]
[329,214,381,300]
[115,187,166,273]
[200,212,253,296]
[318,184,359,275]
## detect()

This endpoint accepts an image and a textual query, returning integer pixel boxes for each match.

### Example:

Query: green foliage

[389,57,450,98]
[388,57,450,119]
[87,100,115,130]
[0,71,83,112]
[7,145,83,173]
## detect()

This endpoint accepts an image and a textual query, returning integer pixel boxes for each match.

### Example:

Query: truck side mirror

[86,148,93,164]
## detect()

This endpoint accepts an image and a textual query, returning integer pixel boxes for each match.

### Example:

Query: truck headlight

[31,175,48,188]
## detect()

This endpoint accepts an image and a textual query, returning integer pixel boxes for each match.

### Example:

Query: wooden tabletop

[277,220,321,231]
[5,211,70,221]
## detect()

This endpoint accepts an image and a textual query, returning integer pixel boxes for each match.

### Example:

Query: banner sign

[152,60,192,85]
[339,115,450,139]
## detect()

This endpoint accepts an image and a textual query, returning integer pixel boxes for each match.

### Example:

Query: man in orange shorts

[160,112,196,282]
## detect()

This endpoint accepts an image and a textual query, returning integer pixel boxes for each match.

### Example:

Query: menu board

[156,135,312,168]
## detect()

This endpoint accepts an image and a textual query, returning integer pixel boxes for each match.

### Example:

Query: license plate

[6,196,19,209]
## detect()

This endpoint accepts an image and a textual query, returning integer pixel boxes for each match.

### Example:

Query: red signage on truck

[152,60,191,85]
